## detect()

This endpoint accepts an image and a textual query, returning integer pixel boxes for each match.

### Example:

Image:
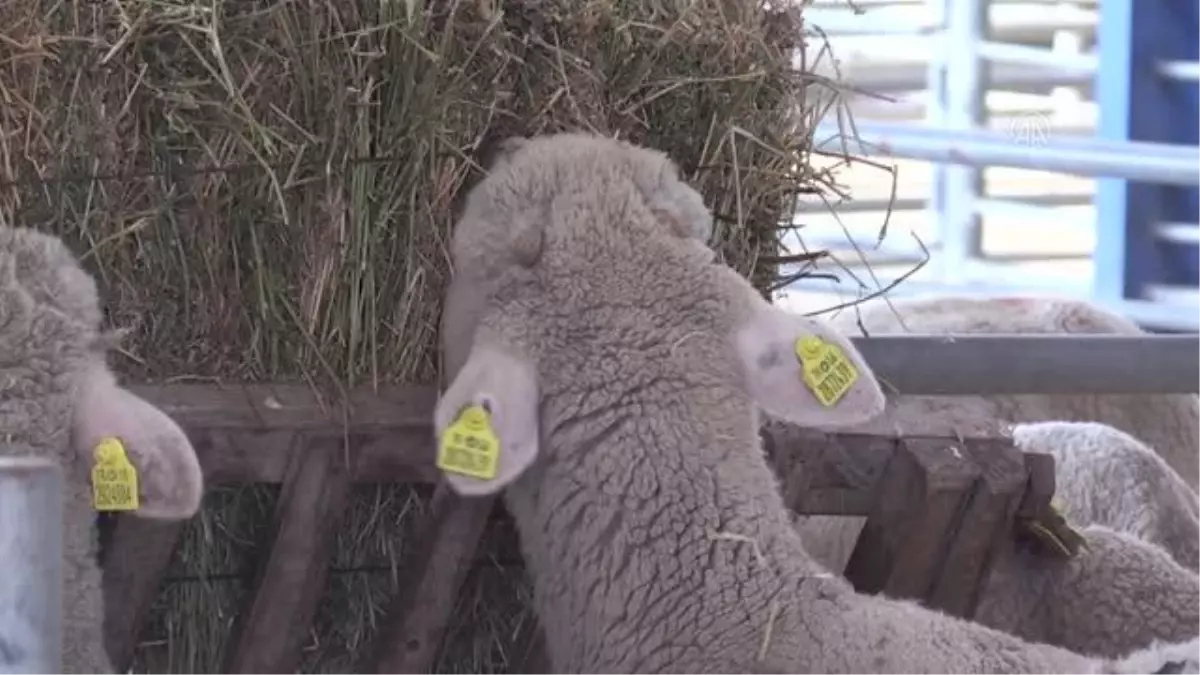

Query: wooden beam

[763,423,897,516]
[133,383,974,500]
[128,383,437,432]
[843,438,983,601]
[924,439,1029,619]
[361,485,498,673]
[102,518,187,671]
[223,434,355,674]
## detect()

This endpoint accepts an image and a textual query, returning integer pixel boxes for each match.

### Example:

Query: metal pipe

[814,121,1200,186]
[1158,60,1200,82]
[790,275,1200,332]
[0,457,62,674]
[849,334,1200,395]
[977,40,1098,74]
[820,119,1199,160]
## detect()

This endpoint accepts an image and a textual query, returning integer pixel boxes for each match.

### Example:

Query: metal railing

[0,457,62,674]
[787,0,1200,333]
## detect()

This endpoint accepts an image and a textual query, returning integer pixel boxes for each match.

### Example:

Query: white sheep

[433,131,1199,673]
[0,226,205,673]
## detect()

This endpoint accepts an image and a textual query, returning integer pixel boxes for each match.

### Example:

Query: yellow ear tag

[92,437,140,512]
[436,405,501,481]
[795,335,859,407]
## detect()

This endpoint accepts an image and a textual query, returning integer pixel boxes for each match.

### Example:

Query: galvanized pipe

[814,121,1200,186]
[849,334,1200,395]
[0,457,62,674]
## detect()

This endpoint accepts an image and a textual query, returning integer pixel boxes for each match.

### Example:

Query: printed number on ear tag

[436,405,501,481]
[92,437,140,512]
[795,336,859,407]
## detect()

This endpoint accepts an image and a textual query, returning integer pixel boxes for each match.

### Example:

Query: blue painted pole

[1094,0,1200,307]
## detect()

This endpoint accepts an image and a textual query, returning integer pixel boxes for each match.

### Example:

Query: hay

[0,0,861,672]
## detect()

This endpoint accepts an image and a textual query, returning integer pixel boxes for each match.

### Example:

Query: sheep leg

[976,525,1200,660]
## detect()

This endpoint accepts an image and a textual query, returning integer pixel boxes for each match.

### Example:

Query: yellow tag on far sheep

[92,437,139,512]
[437,405,501,481]
[795,336,859,407]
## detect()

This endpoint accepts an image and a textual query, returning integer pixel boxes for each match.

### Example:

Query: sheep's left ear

[435,337,540,497]
[72,360,205,520]
[732,299,885,428]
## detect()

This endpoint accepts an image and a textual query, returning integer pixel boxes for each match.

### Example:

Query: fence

[0,332,1189,673]
[785,0,1200,333]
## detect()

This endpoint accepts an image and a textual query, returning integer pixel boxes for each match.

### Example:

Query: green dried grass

[0,0,863,671]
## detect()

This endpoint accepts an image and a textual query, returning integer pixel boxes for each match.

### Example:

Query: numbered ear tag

[92,437,140,512]
[795,335,859,407]
[436,404,501,481]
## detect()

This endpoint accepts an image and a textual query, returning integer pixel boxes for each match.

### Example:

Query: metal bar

[1159,61,1200,82]
[849,334,1200,395]
[1159,222,1200,245]
[788,277,1200,332]
[930,0,987,283]
[820,119,1198,160]
[814,121,1200,185]
[976,40,1097,74]
[809,192,1092,215]
[835,62,1095,93]
[0,457,62,674]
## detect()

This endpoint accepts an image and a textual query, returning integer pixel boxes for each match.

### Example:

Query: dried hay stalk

[1,0,872,671]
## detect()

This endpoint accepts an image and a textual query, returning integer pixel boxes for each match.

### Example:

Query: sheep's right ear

[434,340,540,497]
[732,300,886,428]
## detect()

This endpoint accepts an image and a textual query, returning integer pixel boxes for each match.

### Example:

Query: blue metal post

[1094,0,1200,307]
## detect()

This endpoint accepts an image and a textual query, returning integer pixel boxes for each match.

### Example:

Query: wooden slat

[102,518,187,671]
[129,383,437,431]
[843,438,983,600]
[131,381,946,497]
[361,485,498,673]
[764,423,898,516]
[925,438,1029,618]
[1016,451,1058,521]
[223,434,355,674]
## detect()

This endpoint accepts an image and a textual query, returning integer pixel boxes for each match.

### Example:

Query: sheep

[433,130,1199,673]
[1012,421,1199,572]
[825,295,1200,490]
[0,226,205,673]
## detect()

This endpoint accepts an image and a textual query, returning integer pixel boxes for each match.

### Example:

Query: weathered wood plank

[133,383,947,501]
[925,438,1028,618]
[764,423,897,516]
[102,518,187,672]
[362,485,498,674]
[1016,451,1058,521]
[128,383,437,431]
[844,438,982,601]
[223,434,355,674]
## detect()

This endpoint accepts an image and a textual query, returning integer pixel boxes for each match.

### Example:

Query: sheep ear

[72,361,204,519]
[434,339,540,496]
[732,302,885,427]
[646,174,713,242]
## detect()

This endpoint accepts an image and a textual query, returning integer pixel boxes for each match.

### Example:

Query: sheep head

[0,226,203,520]
[436,132,884,497]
